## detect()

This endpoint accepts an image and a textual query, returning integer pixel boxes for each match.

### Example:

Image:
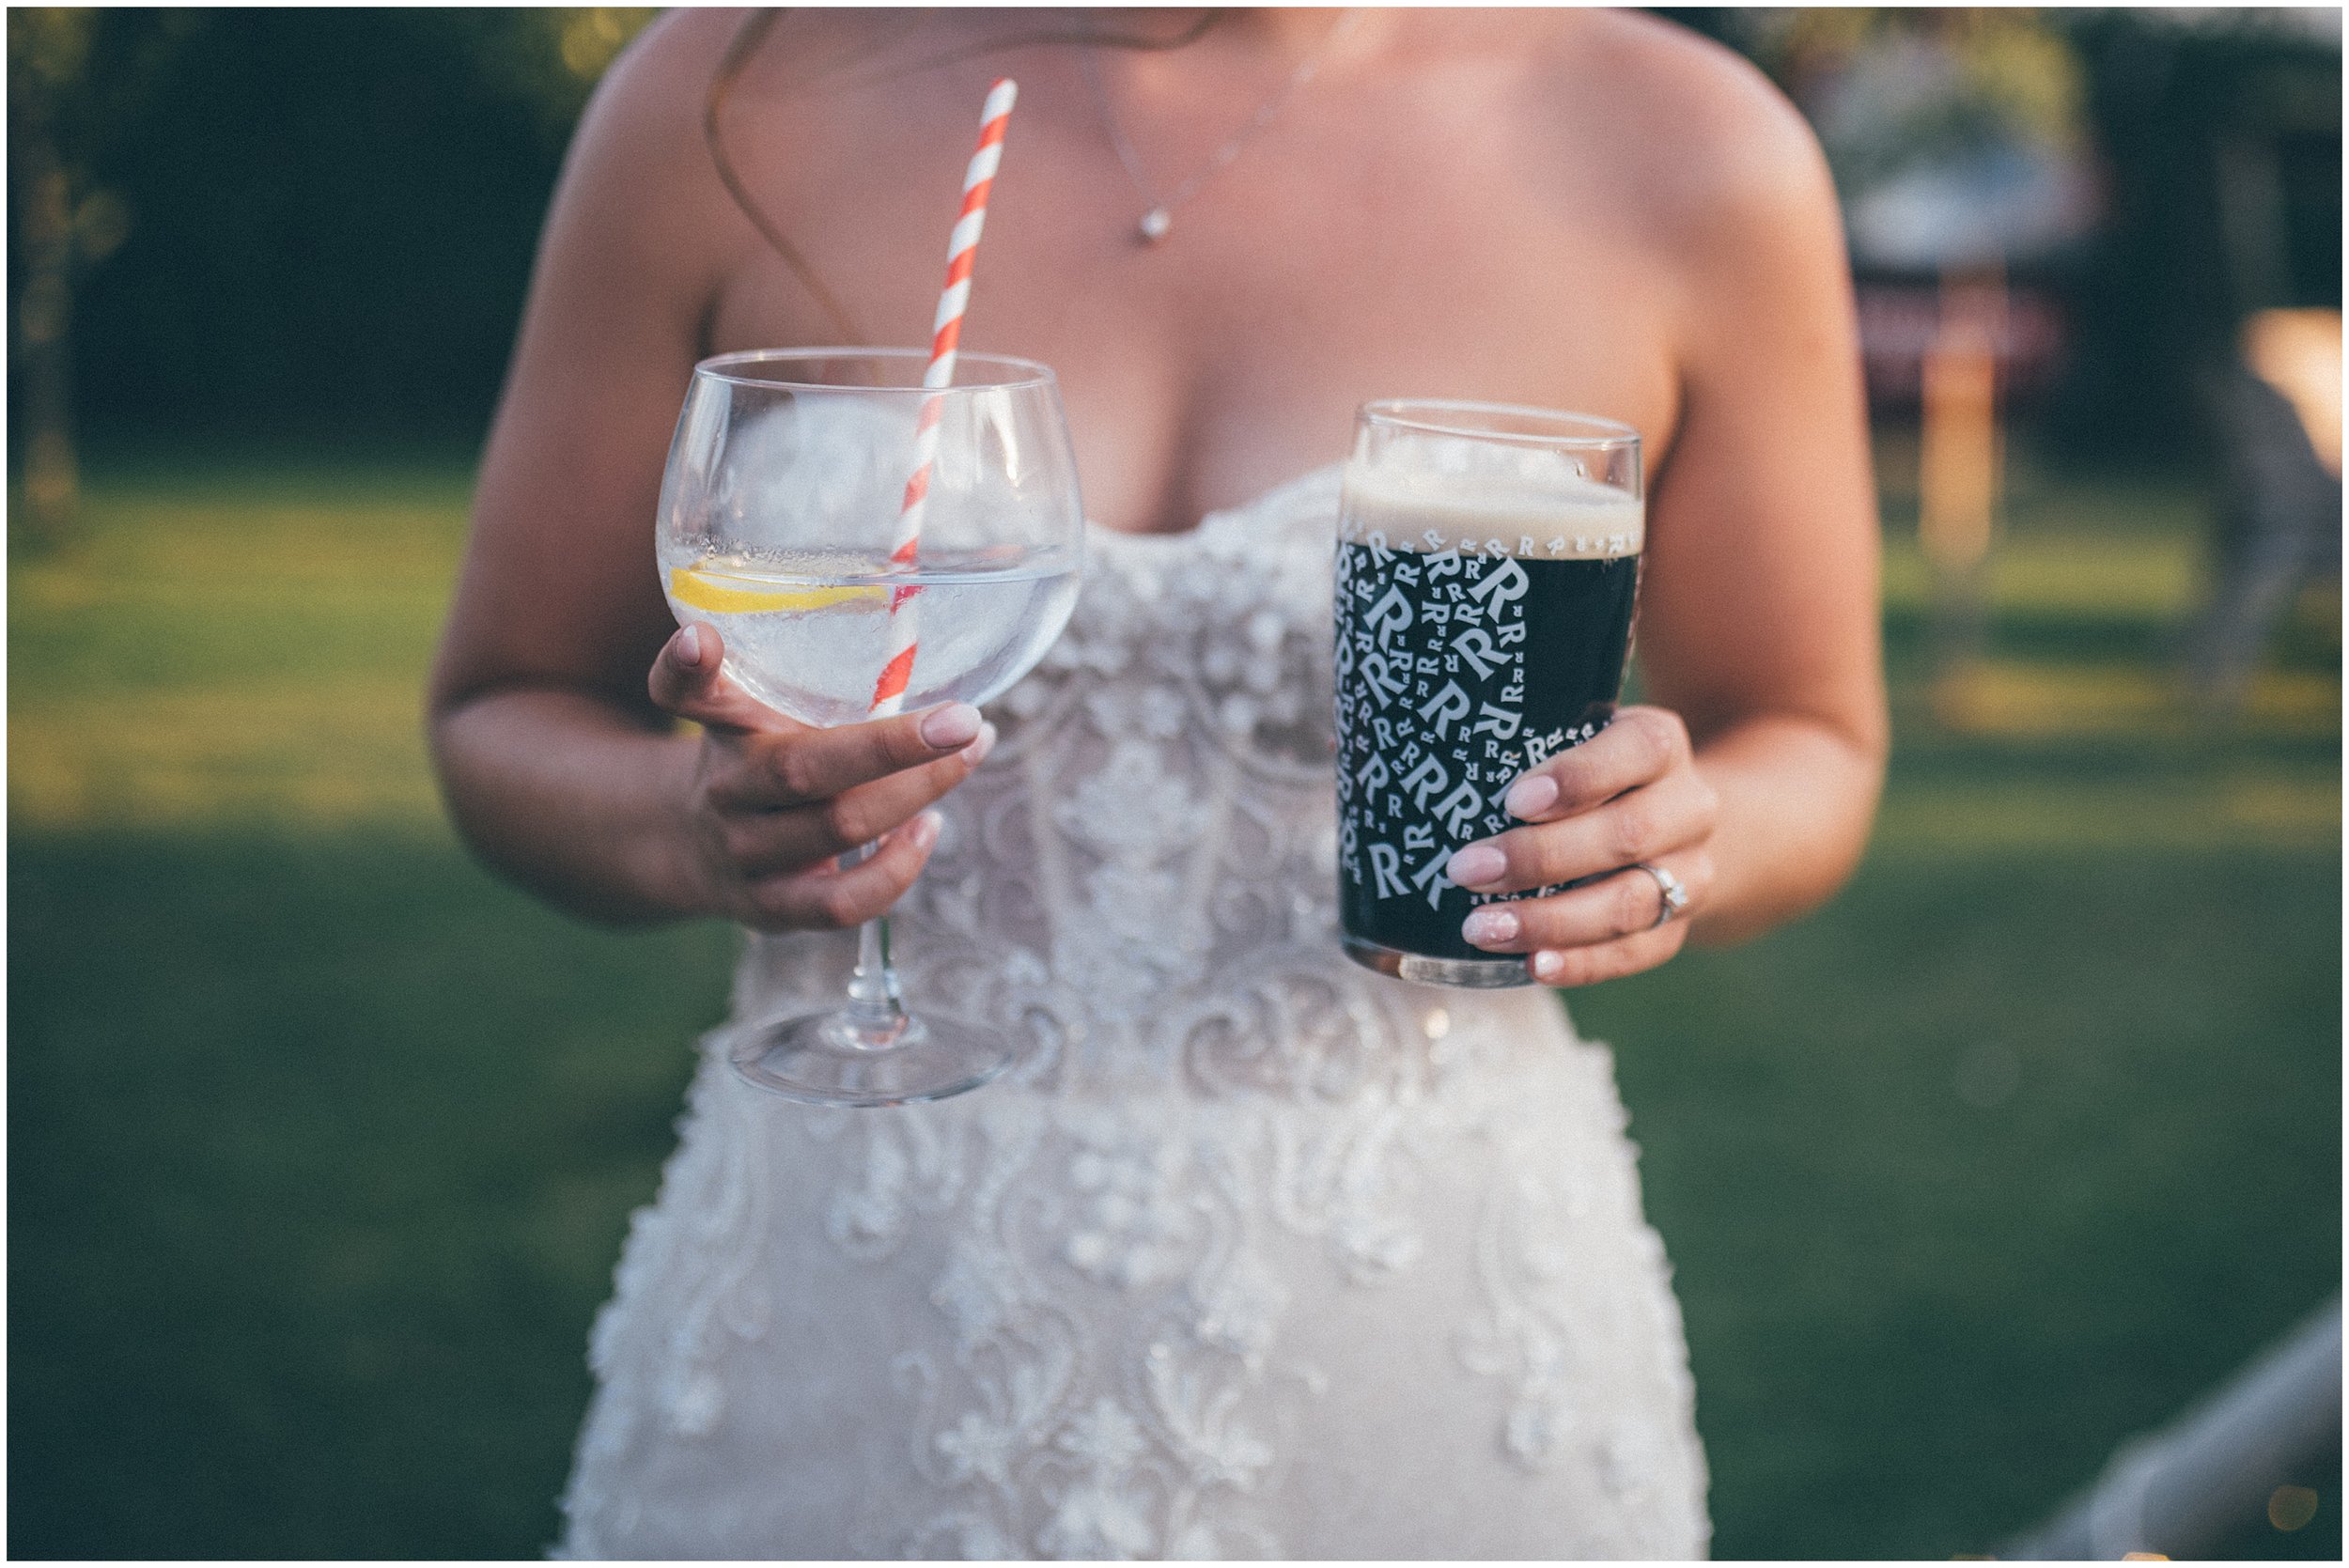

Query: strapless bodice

[736,462,1554,1101]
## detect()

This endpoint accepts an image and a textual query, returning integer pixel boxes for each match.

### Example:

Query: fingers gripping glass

[659,349,1083,1104]
[1333,401,1642,987]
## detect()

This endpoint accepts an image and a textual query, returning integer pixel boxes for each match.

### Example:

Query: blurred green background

[9,8,2340,1560]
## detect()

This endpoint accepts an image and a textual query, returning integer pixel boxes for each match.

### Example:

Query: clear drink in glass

[658,349,1083,1102]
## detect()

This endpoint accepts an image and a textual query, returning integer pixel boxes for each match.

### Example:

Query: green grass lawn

[8,452,2340,1560]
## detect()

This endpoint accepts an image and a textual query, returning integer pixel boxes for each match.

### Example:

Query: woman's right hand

[646,624,995,932]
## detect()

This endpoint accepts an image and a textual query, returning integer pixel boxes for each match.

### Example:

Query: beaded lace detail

[557,467,1709,1560]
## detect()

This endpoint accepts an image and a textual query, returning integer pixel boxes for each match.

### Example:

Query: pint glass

[1333,401,1643,986]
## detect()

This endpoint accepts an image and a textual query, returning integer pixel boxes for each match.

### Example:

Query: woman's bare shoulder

[569,8,983,223]
[576,8,738,153]
[562,8,910,213]
[548,12,745,252]
[539,8,884,317]
[1530,11,1837,244]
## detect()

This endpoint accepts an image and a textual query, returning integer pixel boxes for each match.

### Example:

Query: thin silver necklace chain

[1080,9,1362,244]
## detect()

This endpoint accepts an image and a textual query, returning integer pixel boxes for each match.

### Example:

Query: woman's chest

[991,474,1342,777]
[707,63,1682,536]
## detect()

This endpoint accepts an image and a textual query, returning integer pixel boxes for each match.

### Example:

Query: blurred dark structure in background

[1676,8,2341,715]
[2062,9,2341,457]
[8,8,653,480]
[1679,8,2341,458]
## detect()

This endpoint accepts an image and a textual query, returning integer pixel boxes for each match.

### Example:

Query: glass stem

[838,844,910,1048]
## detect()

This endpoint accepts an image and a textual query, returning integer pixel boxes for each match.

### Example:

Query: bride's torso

[561,470,1709,1560]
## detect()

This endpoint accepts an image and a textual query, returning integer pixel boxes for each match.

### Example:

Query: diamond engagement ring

[1633,862,1690,929]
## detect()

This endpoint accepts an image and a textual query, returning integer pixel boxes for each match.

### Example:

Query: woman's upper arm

[1632,60,1888,759]
[430,14,746,726]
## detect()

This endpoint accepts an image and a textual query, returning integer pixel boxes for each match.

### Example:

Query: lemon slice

[669,567,886,615]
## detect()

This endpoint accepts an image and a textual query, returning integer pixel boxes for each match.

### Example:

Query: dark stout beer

[1334,459,1643,986]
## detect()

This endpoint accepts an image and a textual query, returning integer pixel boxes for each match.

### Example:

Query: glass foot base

[1340,934,1536,989]
[728,1010,1027,1108]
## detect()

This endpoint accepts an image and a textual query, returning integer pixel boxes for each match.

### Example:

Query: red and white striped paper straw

[870,76,1019,717]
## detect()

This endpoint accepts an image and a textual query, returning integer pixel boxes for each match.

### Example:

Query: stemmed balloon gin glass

[658,349,1082,1107]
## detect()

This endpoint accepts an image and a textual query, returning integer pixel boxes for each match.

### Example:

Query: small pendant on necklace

[1138,207,1173,243]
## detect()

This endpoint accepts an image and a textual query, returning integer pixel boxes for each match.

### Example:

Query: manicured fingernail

[1532,951,1564,981]
[919,704,982,749]
[677,624,706,667]
[962,721,998,767]
[911,810,943,849]
[1447,844,1507,888]
[1462,907,1519,946]
[1505,773,1558,819]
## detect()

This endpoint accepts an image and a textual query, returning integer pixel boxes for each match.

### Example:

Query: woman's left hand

[1443,706,1719,986]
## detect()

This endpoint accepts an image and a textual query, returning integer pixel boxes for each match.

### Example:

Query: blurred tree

[8,8,196,544]
[8,8,654,462]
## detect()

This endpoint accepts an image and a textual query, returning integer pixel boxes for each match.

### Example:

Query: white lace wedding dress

[556,468,1710,1560]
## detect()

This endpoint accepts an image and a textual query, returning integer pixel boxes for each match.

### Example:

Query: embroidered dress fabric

[556,468,1710,1560]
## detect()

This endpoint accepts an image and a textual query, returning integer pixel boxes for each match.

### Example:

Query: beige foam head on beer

[1340,458,1644,561]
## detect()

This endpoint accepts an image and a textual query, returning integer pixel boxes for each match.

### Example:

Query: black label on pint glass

[1335,531,1641,964]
